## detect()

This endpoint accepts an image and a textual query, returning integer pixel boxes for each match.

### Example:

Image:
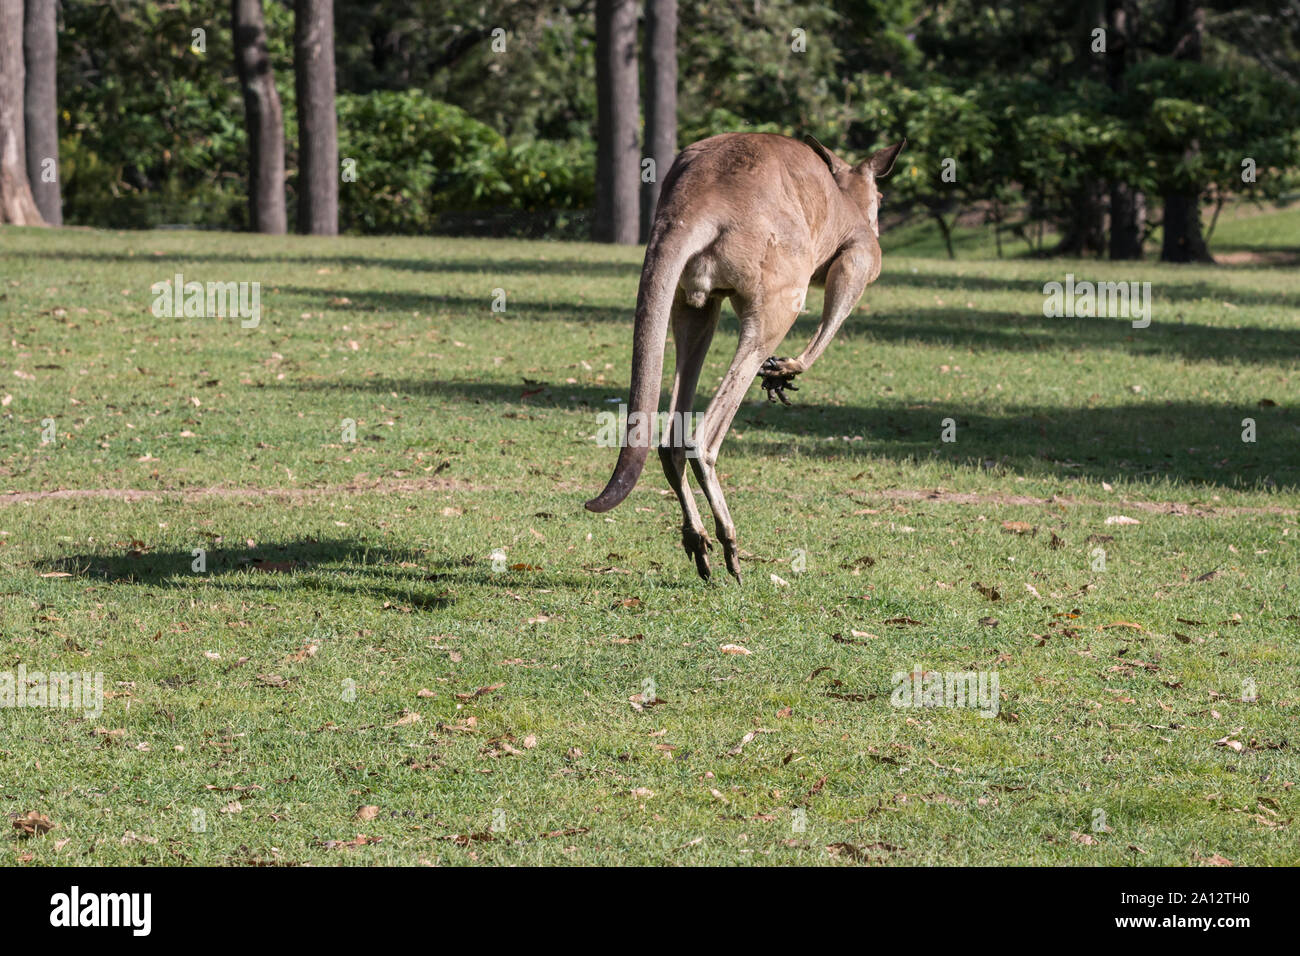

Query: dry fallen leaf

[285,642,319,663]
[727,731,757,756]
[719,643,751,656]
[11,811,55,836]
[355,805,380,822]
[321,834,382,850]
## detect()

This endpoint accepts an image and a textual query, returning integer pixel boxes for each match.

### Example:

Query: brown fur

[585,132,905,581]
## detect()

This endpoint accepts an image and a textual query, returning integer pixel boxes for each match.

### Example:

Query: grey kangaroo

[585,132,905,582]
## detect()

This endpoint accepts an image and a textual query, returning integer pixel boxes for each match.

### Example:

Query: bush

[338,90,594,236]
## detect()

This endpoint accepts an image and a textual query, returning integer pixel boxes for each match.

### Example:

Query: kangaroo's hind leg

[689,290,800,582]
[659,294,721,579]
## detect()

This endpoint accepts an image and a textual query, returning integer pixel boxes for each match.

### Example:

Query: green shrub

[338,89,594,235]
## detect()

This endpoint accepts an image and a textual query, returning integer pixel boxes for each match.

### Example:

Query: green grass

[1,214,1298,866]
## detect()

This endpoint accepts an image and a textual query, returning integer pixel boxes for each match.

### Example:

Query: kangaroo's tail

[584,226,711,513]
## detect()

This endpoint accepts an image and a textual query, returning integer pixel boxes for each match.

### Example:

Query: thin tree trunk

[23,0,59,225]
[930,208,955,259]
[990,200,1003,258]
[233,0,287,233]
[295,0,338,235]
[1160,0,1212,263]
[1107,0,1143,259]
[1204,190,1225,242]
[0,0,43,225]
[640,0,676,243]
[595,0,639,244]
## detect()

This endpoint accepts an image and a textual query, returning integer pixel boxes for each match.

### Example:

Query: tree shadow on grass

[277,286,630,321]
[1,248,642,278]
[851,307,1300,366]
[880,268,1300,310]
[276,371,1298,490]
[731,397,1298,491]
[8,245,1293,305]
[270,280,1298,366]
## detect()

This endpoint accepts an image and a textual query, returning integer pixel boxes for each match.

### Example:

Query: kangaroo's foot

[721,537,742,583]
[759,356,803,405]
[683,527,713,581]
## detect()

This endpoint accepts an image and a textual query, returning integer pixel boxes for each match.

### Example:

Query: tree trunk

[23,0,59,225]
[1106,0,1143,259]
[295,0,338,235]
[233,0,287,234]
[0,0,43,225]
[640,0,676,242]
[1057,0,1106,257]
[1109,183,1145,259]
[1056,182,1106,257]
[1160,0,1212,263]
[595,0,639,244]
[1162,193,1212,262]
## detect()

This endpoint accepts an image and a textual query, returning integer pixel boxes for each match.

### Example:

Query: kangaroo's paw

[761,356,804,377]
[683,528,712,581]
[759,356,802,405]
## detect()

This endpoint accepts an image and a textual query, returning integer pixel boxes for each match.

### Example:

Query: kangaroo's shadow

[36,539,465,609]
[35,536,687,603]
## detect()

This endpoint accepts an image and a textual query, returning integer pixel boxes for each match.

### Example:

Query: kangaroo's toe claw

[684,529,712,580]
[722,546,742,583]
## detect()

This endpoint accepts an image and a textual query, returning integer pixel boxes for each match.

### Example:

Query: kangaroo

[585,132,905,582]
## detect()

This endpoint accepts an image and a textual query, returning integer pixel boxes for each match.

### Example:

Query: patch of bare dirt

[1214,249,1300,267]
[0,476,478,506]
[873,488,1297,516]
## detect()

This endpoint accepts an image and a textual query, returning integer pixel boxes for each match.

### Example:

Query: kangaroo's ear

[804,135,848,174]
[866,139,906,178]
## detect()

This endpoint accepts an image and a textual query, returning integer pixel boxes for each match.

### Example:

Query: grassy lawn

[1,217,1297,866]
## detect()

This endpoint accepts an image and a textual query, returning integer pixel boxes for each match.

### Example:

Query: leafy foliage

[337,91,593,235]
